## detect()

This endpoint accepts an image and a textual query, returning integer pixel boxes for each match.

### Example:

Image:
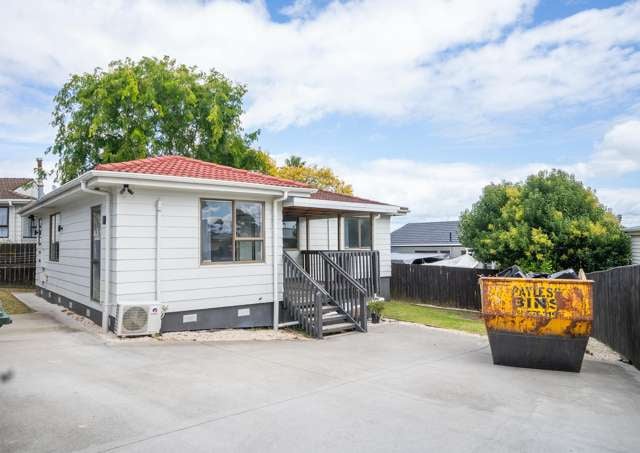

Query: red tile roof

[309,189,388,205]
[94,156,391,205]
[95,156,310,189]
[0,178,34,200]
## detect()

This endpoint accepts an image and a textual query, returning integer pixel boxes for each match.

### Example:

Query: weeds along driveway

[1,298,640,453]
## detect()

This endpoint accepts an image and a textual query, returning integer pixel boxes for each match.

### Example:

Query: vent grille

[121,306,148,332]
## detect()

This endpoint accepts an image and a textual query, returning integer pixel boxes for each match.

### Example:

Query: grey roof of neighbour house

[391,220,461,246]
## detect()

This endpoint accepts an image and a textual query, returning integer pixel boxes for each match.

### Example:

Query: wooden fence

[588,265,640,369]
[0,243,36,286]
[391,263,496,310]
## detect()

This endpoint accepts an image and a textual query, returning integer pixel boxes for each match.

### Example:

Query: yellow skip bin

[479,276,593,372]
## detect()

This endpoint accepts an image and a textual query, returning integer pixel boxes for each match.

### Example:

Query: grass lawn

[382,301,486,335]
[0,287,33,315]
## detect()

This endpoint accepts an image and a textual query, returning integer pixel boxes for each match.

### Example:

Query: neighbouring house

[626,226,640,265]
[391,221,468,263]
[0,177,41,244]
[19,156,407,338]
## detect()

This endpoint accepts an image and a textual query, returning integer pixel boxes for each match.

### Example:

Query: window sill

[199,260,267,267]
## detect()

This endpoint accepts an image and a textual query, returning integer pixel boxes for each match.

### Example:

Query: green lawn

[382,301,486,335]
[0,288,33,315]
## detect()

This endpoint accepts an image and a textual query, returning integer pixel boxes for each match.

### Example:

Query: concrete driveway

[1,294,640,453]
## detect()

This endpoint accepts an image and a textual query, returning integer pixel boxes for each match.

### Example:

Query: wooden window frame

[0,206,8,238]
[200,199,265,265]
[49,213,60,262]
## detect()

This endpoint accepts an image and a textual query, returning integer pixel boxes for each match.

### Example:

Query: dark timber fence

[588,264,640,370]
[391,263,496,310]
[0,243,36,286]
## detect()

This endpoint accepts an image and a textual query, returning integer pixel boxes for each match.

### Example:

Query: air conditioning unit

[115,303,162,337]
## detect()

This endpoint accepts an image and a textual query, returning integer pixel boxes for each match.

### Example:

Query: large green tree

[49,56,271,183]
[459,170,631,272]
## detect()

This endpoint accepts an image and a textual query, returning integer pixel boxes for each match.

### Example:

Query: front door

[90,206,101,302]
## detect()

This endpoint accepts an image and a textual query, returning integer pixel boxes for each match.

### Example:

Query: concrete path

[1,293,640,453]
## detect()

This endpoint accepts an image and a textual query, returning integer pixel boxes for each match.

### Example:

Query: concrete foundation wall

[161,302,274,332]
[36,286,106,327]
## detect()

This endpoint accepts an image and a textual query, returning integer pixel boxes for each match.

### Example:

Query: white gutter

[272,190,288,331]
[90,171,316,196]
[283,196,405,215]
[20,170,315,216]
[80,181,112,333]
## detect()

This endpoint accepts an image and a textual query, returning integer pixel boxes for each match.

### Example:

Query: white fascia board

[625,226,640,234]
[0,199,33,204]
[285,196,404,215]
[19,170,315,216]
[18,186,84,216]
[89,171,314,197]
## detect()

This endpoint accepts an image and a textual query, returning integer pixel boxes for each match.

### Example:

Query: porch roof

[284,191,408,217]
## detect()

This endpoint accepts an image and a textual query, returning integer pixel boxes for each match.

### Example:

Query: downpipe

[272,190,288,331]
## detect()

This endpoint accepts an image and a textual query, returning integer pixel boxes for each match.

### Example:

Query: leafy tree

[49,56,271,183]
[274,163,353,195]
[459,170,631,272]
[284,155,306,167]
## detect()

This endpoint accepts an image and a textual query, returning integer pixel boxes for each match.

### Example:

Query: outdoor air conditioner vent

[115,303,162,337]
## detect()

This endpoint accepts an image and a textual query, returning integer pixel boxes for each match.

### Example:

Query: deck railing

[302,250,380,297]
[282,252,329,339]
[301,251,368,332]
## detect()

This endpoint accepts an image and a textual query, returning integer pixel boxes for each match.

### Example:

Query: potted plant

[368,301,385,324]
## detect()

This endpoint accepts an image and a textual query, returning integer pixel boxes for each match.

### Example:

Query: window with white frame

[49,213,60,261]
[0,207,8,238]
[23,215,38,238]
[344,216,371,249]
[201,199,264,263]
[282,216,298,249]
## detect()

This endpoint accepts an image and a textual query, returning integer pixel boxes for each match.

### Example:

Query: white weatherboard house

[20,156,407,338]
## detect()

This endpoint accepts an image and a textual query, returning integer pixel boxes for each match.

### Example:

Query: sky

[1,0,639,227]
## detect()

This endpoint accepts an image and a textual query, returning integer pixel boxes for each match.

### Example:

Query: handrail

[312,251,368,332]
[302,249,380,297]
[282,252,329,338]
[318,252,368,294]
[284,252,331,298]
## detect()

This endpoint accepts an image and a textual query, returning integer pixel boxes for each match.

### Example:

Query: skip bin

[479,276,593,372]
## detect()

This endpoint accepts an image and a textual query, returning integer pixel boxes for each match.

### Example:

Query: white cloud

[280,0,316,19]
[300,119,640,227]
[589,120,640,174]
[2,0,639,134]
[597,188,640,226]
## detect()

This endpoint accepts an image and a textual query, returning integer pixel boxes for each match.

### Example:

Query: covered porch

[279,191,406,338]
[282,191,407,299]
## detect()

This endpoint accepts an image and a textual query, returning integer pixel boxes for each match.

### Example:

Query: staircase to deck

[282,251,379,338]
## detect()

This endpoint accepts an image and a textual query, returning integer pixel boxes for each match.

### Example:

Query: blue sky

[1,0,639,225]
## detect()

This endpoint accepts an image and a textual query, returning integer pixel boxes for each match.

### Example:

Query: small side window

[345,216,372,249]
[0,207,8,238]
[49,213,61,262]
[282,216,298,249]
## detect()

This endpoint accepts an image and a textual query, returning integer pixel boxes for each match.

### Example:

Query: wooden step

[322,313,349,325]
[322,322,356,335]
[295,304,339,314]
